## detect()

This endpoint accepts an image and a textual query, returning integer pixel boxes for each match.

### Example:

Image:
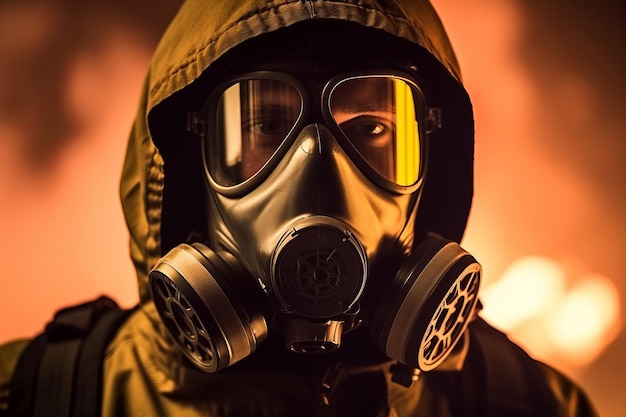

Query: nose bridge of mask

[280,123,359,213]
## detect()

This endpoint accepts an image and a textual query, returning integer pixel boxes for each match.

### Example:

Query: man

[0,0,598,416]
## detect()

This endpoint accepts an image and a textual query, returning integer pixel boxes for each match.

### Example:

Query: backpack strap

[7,296,134,417]
[468,317,558,417]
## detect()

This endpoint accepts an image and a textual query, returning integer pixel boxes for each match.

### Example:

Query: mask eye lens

[207,78,302,187]
[329,76,423,187]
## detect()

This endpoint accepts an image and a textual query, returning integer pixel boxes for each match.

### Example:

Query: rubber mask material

[149,70,481,375]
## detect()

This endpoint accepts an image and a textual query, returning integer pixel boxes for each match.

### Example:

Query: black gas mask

[148,55,481,375]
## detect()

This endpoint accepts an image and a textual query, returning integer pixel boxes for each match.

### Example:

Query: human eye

[251,112,293,137]
[241,108,295,149]
[339,114,394,147]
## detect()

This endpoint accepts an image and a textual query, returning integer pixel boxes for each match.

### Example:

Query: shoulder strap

[468,317,558,417]
[7,296,134,417]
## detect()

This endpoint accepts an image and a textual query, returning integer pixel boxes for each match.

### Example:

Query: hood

[120,0,474,305]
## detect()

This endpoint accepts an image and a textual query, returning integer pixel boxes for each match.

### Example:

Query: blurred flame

[481,256,566,329]
[481,256,622,367]
[547,274,621,365]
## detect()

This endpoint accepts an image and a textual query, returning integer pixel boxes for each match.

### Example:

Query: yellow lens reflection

[394,79,420,186]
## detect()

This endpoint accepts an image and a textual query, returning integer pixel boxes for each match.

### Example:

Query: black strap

[5,334,47,417]
[469,318,558,417]
[7,296,133,417]
[72,305,131,416]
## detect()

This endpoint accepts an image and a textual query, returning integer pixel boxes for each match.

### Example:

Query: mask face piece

[149,60,482,374]
[203,122,417,355]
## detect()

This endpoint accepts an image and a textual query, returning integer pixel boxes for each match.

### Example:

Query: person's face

[235,76,416,184]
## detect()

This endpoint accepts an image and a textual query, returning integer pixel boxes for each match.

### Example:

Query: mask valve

[270,216,368,353]
[283,318,344,353]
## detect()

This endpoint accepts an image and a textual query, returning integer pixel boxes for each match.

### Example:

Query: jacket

[0,1,598,416]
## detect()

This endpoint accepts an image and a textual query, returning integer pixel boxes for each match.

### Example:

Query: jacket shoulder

[468,317,599,417]
[536,362,599,417]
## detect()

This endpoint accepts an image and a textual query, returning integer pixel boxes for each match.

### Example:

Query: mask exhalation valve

[270,216,368,353]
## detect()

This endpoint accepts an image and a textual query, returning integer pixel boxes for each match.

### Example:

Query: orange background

[1,1,624,416]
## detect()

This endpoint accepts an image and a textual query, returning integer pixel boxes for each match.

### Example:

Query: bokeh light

[481,256,567,330]
[481,257,621,368]
[547,274,621,365]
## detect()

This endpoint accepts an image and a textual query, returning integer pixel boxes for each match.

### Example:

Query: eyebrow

[334,101,395,115]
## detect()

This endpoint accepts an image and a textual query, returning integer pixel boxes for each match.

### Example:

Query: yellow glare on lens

[394,80,420,186]
[222,83,242,167]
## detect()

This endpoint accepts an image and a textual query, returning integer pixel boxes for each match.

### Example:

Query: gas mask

[148,65,481,375]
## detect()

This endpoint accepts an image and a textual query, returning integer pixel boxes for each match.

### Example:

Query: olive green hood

[120,0,474,305]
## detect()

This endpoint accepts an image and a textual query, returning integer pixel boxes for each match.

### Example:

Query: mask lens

[329,76,422,186]
[208,78,302,186]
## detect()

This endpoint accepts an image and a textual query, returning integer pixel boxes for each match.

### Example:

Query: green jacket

[0,0,598,415]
